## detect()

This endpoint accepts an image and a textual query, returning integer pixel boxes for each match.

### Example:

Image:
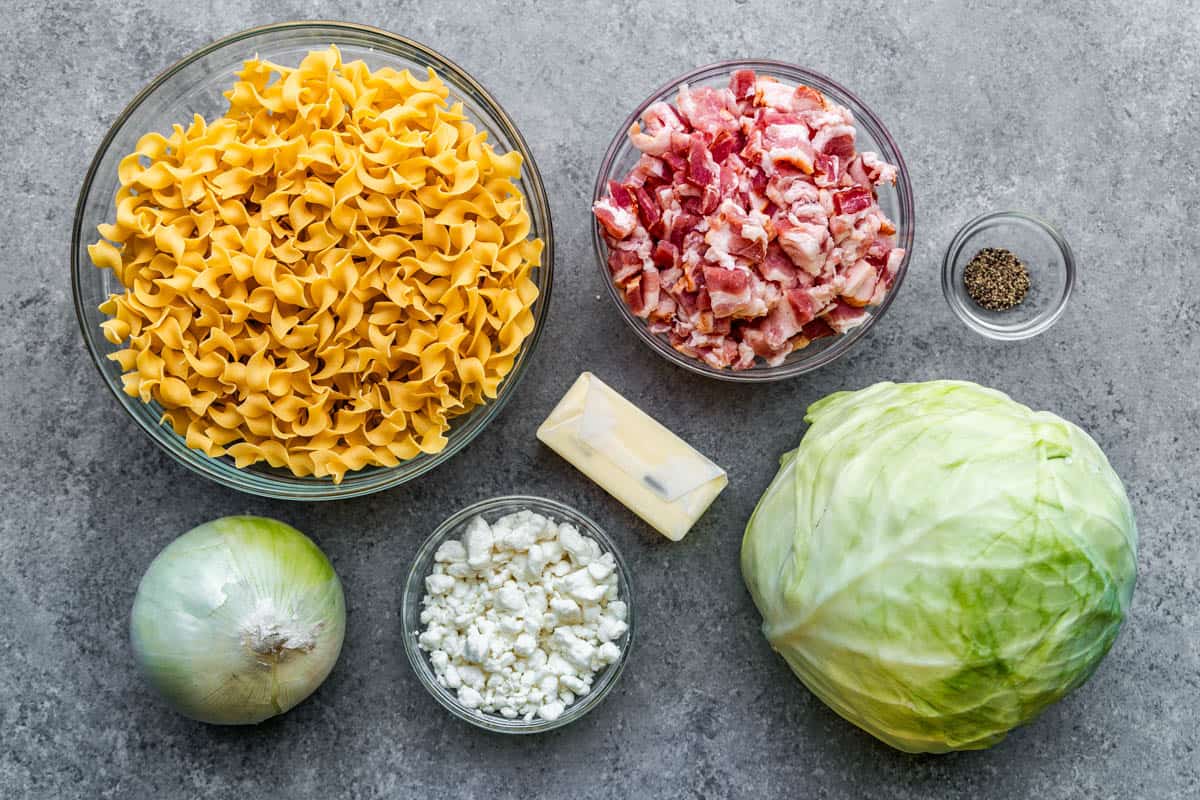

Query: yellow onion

[130,516,346,724]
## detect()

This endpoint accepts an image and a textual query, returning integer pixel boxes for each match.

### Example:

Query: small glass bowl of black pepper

[942,211,1074,340]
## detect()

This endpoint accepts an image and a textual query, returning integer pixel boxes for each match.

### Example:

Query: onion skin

[130,516,346,725]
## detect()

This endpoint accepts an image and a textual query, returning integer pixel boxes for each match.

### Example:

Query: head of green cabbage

[741,381,1137,753]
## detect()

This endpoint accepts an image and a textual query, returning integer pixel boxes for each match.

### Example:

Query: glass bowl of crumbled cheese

[402,496,635,733]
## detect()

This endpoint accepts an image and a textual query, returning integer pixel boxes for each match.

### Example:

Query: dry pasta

[88,46,543,482]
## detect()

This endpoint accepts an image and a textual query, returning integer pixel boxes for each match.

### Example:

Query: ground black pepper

[963,247,1030,311]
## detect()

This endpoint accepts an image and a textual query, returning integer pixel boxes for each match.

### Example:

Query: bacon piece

[666,210,701,248]
[760,242,804,288]
[813,153,842,187]
[677,85,739,135]
[672,171,701,200]
[862,151,898,185]
[881,248,905,288]
[629,102,686,156]
[730,69,757,102]
[594,196,637,239]
[806,283,838,314]
[627,154,668,189]
[776,217,829,275]
[762,123,815,173]
[754,77,796,111]
[785,287,817,324]
[823,299,869,333]
[839,258,878,307]
[699,338,741,370]
[660,265,683,289]
[718,164,739,202]
[686,138,719,188]
[739,128,766,167]
[740,320,793,366]
[651,240,679,270]
[650,294,676,322]
[802,317,836,340]
[833,186,874,215]
[704,199,770,268]
[766,169,821,209]
[633,186,663,235]
[733,341,757,370]
[864,236,894,267]
[757,108,805,127]
[792,85,827,112]
[704,266,767,318]
[608,180,635,209]
[844,155,871,188]
[764,296,808,347]
[624,265,661,319]
[607,249,643,285]
[710,130,740,163]
[812,123,856,158]
[662,151,687,173]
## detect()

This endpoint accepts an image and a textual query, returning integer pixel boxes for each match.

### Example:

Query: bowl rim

[401,495,636,734]
[940,210,1074,341]
[590,58,914,383]
[71,20,555,500]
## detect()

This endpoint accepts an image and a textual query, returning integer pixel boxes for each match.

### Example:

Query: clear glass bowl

[401,496,635,734]
[942,211,1073,340]
[591,59,914,382]
[71,22,554,500]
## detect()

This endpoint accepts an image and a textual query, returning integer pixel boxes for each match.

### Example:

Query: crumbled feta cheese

[539,700,565,721]
[417,510,628,723]
[425,573,456,595]
[463,516,494,569]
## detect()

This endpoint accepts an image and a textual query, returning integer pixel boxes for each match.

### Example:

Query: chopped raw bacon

[792,85,827,112]
[754,77,797,111]
[686,138,719,188]
[703,266,757,318]
[710,130,740,163]
[824,299,869,333]
[629,102,685,156]
[862,151,898,185]
[760,242,806,288]
[651,294,677,321]
[634,186,663,235]
[651,240,679,269]
[813,153,842,187]
[784,287,818,324]
[607,249,643,284]
[627,154,668,188]
[838,259,878,307]
[730,69,757,102]
[762,123,815,173]
[833,186,874,215]
[812,123,856,159]
[625,265,661,319]
[802,317,836,340]
[776,216,829,276]
[677,85,739,136]
[594,196,638,239]
[593,69,904,370]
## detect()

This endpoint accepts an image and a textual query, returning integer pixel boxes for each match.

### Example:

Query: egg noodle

[89,47,543,482]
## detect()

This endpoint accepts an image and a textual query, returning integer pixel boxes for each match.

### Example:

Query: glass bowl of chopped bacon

[591,60,913,381]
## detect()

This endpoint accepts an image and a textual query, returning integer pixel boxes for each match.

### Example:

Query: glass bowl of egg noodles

[72,22,554,500]
[402,496,635,733]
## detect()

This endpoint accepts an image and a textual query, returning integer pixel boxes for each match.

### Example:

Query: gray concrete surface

[2,0,1197,797]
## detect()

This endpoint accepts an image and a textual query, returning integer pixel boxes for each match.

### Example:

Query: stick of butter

[536,372,727,541]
